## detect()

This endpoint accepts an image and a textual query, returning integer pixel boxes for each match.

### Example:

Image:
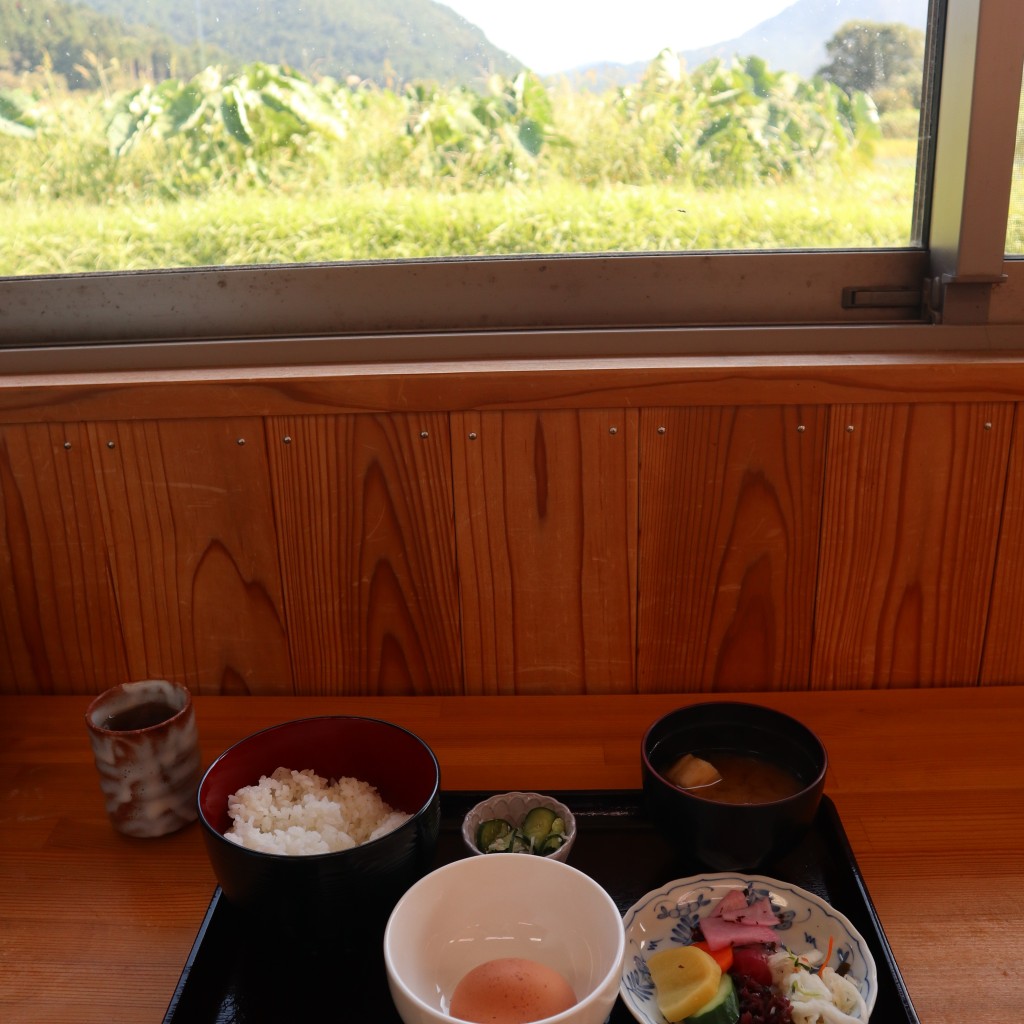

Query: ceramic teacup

[85,678,201,838]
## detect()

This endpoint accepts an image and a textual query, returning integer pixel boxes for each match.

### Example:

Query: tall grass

[0,62,920,277]
[1,166,915,276]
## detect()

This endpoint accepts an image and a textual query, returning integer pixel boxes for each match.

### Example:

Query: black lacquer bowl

[197,716,441,948]
[641,701,827,871]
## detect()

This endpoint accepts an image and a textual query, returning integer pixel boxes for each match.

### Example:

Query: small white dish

[619,873,878,1024]
[461,791,577,861]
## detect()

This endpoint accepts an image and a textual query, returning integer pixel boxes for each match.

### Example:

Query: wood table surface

[1,687,1021,1023]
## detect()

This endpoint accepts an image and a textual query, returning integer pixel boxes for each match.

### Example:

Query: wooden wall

[4,354,1024,695]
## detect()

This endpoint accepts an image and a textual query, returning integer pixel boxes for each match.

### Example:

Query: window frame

[929,0,1024,325]
[0,0,1021,369]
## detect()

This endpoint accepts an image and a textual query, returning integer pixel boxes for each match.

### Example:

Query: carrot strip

[692,940,734,973]
[817,936,834,976]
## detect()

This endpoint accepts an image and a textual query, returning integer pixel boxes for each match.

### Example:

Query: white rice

[224,767,410,855]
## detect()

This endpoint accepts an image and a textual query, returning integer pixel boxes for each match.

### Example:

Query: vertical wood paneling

[0,424,128,694]
[812,403,1012,688]
[453,409,637,694]
[0,419,292,695]
[982,404,1024,683]
[5,381,1024,698]
[267,414,461,696]
[636,406,826,692]
[87,418,293,695]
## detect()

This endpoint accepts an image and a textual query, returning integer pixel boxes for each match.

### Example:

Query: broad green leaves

[8,54,882,204]
[401,70,563,184]
[612,50,880,187]
[0,89,38,138]
[106,64,352,152]
[102,63,354,192]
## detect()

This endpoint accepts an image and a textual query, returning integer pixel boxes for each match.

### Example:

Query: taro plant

[608,49,879,188]
[104,62,353,193]
[400,70,566,186]
[698,56,880,184]
[0,88,39,138]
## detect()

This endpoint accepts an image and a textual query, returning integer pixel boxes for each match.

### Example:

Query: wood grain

[812,402,1013,687]
[0,423,128,693]
[982,402,1024,682]
[267,413,462,695]
[8,351,1024,423]
[89,418,293,695]
[6,372,1024,698]
[1,688,1022,1024]
[453,409,637,694]
[0,419,295,695]
[637,406,826,691]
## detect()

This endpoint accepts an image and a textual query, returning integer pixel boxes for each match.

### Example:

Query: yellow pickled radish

[646,944,723,1023]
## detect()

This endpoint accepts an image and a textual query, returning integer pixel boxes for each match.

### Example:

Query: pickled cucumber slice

[522,806,557,842]
[522,806,567,852]
[476,818,514,852]
[476,805,568,855]
[537,832,566,855]
[685,973,739,1024]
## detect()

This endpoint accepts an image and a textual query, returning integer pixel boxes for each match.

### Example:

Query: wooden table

[1,688,1021,1023]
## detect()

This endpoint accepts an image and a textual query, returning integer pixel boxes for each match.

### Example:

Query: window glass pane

[1007,63,1024,255]
[1,0,931,277]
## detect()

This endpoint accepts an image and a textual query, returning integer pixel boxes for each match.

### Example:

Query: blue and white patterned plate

[619,873,878,1024]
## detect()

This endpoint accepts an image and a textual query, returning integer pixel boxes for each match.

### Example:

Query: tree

[816,20,924,113]
[0,0,206,89]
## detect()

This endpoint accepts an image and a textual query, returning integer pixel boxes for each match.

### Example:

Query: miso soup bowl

[197,716,441,948]
[641,702,827,871]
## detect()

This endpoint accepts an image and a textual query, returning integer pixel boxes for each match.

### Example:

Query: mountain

[0,0,208,86]
[682,0,928,78]
[564,0,929,88]
[3,0,928,93]
[68,0,522,86]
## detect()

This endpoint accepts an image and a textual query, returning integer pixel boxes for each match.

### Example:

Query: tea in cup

[85,679,201,838]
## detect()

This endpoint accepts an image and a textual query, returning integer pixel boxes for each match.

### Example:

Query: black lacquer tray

[163,792,919,1024]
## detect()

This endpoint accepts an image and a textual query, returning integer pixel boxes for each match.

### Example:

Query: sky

[440,1,798,74]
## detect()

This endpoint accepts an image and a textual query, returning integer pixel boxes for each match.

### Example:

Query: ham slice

[721,896,779,927]
[713,889,749,919]
[699,911,779,950]
[698,891,781,950]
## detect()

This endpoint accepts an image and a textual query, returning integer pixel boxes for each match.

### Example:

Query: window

[1006,61,1024,255]
[0,0,1021,361]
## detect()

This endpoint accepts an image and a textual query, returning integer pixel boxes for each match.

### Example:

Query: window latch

[841,286,923,312]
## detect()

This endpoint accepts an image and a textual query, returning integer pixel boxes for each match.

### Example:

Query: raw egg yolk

[450,956,577,1024]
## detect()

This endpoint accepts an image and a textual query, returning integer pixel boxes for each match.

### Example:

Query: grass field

[5,63,1021,280]
[0,144,919,277]
[0,59,934,277]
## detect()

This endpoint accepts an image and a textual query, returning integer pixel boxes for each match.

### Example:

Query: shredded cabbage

[768,949,869,1024]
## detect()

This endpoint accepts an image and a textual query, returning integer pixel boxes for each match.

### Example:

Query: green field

[1,167,918,277]
[0,60,931,276]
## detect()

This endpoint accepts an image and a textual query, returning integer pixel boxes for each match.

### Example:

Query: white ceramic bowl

[619,873,878,1024]
[461,791,577,862]
[384,853,625,1024]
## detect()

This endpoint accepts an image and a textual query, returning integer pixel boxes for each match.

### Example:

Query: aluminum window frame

[1,0,1021,369]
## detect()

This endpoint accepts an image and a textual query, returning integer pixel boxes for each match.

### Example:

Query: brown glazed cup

[85,679,202,838]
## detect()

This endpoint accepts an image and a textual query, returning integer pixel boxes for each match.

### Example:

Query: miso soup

[664,750,803,804]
